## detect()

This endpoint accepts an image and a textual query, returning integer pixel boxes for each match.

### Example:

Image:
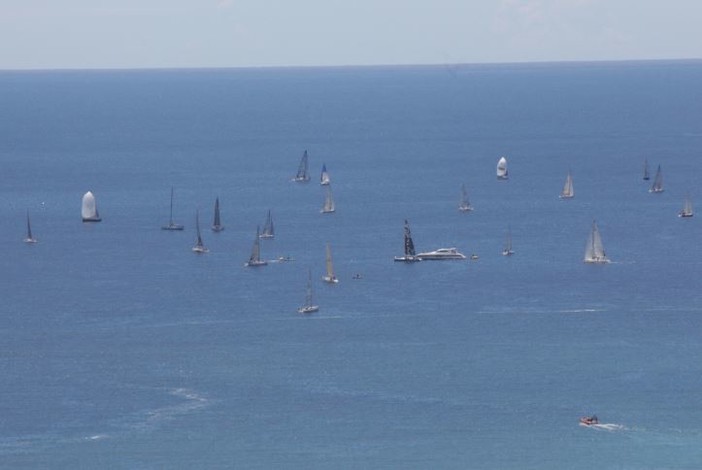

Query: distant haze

[1,0,701,69]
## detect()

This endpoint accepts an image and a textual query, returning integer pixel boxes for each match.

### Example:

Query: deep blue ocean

[1,61,701,469]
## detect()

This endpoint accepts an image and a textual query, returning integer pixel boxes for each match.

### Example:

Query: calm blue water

[1,61,702,469]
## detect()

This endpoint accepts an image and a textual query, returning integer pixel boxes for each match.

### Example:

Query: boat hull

[298,305,319,314]
[211,225,225,232]
[322,276,339,284]
[82,217,102,222]
[416,248,466,260]
[394,256,421,262]
[245,260,268,267]
[162,224,184,230]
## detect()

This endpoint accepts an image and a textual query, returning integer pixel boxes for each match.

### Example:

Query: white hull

[394,256,421,262]
[322,276,339,283]
[298,305,319,314]
[192,246,209,254]
[162,223,184,230]
[24,237,37,244]
[416,248,466,260]
[245,260,268,267]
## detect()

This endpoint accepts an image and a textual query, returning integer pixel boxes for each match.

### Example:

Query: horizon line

[0,57,701,73]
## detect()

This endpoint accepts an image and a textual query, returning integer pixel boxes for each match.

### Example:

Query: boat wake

[581,422,625,431]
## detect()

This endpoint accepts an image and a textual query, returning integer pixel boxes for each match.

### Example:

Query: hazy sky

[1,0,700,69]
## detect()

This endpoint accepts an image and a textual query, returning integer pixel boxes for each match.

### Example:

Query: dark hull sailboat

[211,197,224,232]
[394,219,421,262]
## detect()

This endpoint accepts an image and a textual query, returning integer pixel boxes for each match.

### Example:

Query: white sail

[81,191,101,222]
[649,165,663,193]
[679,194,694,218]
[192,210,209,253]
[24,211,37,244]
[496,156,509,180]
[560,171,574,199]
[298,269,319,314]
[292,150,311,182]
[211,197,224,232]
[584,220,609,264]
[320,163,330,186]
[321,186,335,213]
[245,226,267,266]
[260,210,274,238]
[162,187,184,230]
[322,243,339,283]
[458,184,473,212]
[502,227,514,256]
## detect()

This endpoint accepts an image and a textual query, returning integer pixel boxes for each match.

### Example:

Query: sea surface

[1,61,701,469]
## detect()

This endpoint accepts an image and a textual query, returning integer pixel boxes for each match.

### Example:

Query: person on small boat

[580,415,598,425]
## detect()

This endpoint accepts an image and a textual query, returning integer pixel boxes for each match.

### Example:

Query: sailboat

[679,194,694,218]
[502,227,514,256]
[560,171,574,199]
[458,184,474,212]
[211,197,224,232]
[584,220,610,264]
[81,191,101,222]
[259,210,275,239]
[649,165,664,193]
[192,210,209,253]
[394,219,421,262]
[322,243,339,283]
[321,185,335,213]
[244,226,267,267]
[162,188,184,230]
[24,211,37,244]
[496,156,509,180]
[643,159,650,181]
[320,163,330,186]
[292,150,311,182]
[298,269,319,314]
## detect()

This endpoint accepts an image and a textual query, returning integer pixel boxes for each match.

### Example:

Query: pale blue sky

[1,0,700,69]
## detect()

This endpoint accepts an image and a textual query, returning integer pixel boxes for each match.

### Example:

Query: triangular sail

[24,211,37,243]
[323,243,338,283]
[193,209,209,253]
[560,171,574,198]
[250,226,261,262]
[458,184,473,211]
[320,163,330,185]
[643,159,650,180]
[679,194,694,217]
[294,150,310,182]
[404,219,416,256]
[260,210,274,238]
[584,220,609,263]
[649,165,663,193]
[212,197,224,231]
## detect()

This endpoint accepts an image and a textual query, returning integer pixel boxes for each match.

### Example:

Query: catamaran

[211,197,224,232]
[584,220,610,264]
[394,219,421,262]
[162,187,184,230]
[649,165,664,193]
[298,269,319,314]
[502,227,514,256]
[24,211,37,244]
[560,171,574,199]
[496,156,509,180]
[292,150,311,182]
[322,243,339,283]
[458,184,474,212]
[679,194,694,218]
[320,163,330,186]
[643,159,650,181]
[321,186,335,213]
[81,191,102,222]
[245,226,267,267]
[259,210,274,239]
[192,210,209,254]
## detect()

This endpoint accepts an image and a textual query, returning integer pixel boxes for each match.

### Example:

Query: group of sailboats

[292,150,337,213]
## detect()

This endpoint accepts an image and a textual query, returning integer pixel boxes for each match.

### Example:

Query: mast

[26,211,33,240]
[212,197,223,231]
